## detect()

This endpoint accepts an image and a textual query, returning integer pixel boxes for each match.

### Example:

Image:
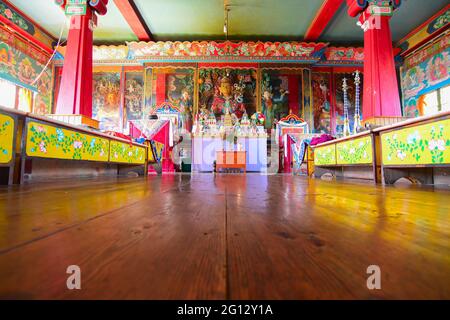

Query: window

[17,87,33,112]
[440,85,450,112]
[0,79,36,112]
[420,85,450,116]
[0,78,17,109]
[422,91,439,116]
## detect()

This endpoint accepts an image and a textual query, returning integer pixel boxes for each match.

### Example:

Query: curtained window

[17,87,34,112]
[0,79,35,112]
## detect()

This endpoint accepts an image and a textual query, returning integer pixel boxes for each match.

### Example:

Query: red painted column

[359,11,401,120]
[56,9,95,117]
[287,75,299,115]
[156,73,167,105]
[346,1,402,122]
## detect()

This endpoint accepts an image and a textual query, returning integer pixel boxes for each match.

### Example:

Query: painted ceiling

[5,0,449,45]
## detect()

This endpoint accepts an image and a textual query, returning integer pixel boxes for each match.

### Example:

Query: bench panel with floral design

[381,118,450,166]
[26,121,110,162]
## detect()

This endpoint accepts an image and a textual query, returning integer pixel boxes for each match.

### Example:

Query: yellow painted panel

[26,121,109,162]
[314,144,336,166]
[110,141,146,164]
[0,114,14,164]
[336,135,373,165]
[381,118,450,165]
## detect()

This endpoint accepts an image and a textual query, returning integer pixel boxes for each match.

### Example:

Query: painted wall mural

[314,144,336,166]
[124,72,144,123]
[149,68,195,133]
[25,121,110,162]
[93,72,122,132]
[34,68,53,115]
[261,71,302,130]
[381,118,450,166]
[0,26,53,114]
[109,141,146,164]
[166,70,194,133]
[336,135,373,165]
[199,68,256,120]
[0,113,14,164]
[312,72,331,133]
[401,35,450,117]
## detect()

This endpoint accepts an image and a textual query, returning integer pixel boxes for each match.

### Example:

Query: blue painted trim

[0,74,38,93]
[418,78,450,97]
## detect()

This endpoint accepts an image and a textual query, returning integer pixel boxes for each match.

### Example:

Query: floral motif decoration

[0,114,14,164]
[128,41,327,60]
[382,119,450,165]
[336,136,373,165]
[26,122,109,162]
[110,141,146,164]
[0,3,35,35]
[324,47,364,62]
[314,145,336,166]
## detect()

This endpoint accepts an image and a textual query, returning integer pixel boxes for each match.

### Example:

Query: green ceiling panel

[133,0,325,41]
[5,0,449,45]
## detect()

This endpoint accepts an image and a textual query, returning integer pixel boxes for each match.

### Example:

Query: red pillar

[359,12,402,120]
[287,75,299,115]
[56,9,95,117]
[347,1,402,124]
[156,73,167,106]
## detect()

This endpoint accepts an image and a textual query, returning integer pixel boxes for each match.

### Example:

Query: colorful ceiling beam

[304,0,345,41]
[113,0,152,41]
[0,0,56,54]
[396,4,449,57]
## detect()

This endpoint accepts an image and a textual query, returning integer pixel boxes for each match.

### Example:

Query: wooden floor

[0,174,449,299]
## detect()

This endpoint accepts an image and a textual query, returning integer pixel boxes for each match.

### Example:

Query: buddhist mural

[149,68,194,133]
[199,68,256,120]
[261,70,304,129]
[312,72,331,133]
[166,71,194,133]
[93,73,122,132]
[0,36,53,114]
[34,68,53,115]
[124,72,144,123]
[401,36,449,117]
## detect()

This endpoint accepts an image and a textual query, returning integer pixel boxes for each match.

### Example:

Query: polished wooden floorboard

[0,175,448,299]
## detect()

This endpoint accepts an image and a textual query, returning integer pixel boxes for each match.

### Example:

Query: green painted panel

[381,118,450,166]
[110,141,146,165]
[0,113,15,164]
[314,144,336,166]
[26,121,110,162]
[134,0,324,41]
[336,135,373,165]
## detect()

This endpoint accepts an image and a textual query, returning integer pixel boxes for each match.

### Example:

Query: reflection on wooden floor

[0,175,449,299]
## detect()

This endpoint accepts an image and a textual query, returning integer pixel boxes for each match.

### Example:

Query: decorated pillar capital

[346,0,401,18]
[54,0,108,17]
